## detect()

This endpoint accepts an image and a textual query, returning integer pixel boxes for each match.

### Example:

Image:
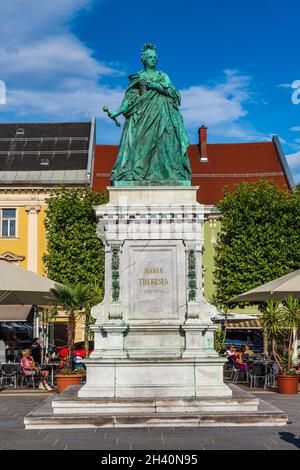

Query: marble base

[54,385,257,415]
[24,384,288,429]
[78,357,231,398]
[113,180,191,187]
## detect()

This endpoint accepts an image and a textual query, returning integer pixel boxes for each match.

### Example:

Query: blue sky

[1,0,300,181]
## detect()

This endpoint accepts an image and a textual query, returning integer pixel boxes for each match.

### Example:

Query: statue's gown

[111,70,192,184]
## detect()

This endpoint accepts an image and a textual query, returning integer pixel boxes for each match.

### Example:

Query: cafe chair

[232,363,250,383]
[249,362,266,388]
[19,368,40,389]
[264,363,276,388]
[0,363,18,388]
[223,361,235,379]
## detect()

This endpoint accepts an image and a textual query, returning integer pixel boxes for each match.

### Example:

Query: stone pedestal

[79,186,231,399]
[27,186,288,428]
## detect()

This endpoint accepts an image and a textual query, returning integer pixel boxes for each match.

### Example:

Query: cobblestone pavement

[0,390,300,450]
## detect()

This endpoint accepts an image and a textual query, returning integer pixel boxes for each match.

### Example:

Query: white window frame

[0,208,17,238]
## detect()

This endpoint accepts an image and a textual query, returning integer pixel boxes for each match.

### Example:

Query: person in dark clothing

[30,338,42,364]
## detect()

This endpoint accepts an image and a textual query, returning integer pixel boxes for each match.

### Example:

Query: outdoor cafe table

[248,358,276,388]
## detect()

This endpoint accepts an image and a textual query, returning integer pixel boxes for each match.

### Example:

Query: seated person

[21,350,53,391]
[235,345,250,370]
[226,344,236,358]
[225,344,238,366]
[244,344,254,357]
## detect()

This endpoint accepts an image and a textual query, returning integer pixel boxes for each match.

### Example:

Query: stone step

[24,385,288,429]
[25,409,288,429]
[51,384,259,414]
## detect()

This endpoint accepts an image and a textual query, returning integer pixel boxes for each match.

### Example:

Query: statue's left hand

[146,82,163,92]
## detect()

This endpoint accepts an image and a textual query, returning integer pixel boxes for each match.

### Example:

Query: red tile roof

[92,140,291,205]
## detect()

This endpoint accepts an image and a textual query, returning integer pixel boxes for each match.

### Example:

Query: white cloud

[0,2,278,153]
[0,1,93,47]
[290,126,300,131]
[6,86,124,120]
[0,0,124,122]
[286,151,300,184]
[181,70,251,127]
[0,81,6,105]
[0,36,121,82]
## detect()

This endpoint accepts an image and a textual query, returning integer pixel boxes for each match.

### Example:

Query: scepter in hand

[103,105,121,127]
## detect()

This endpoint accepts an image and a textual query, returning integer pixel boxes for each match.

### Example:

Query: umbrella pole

[33,305,39,339]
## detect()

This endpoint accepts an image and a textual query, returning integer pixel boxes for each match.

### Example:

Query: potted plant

[54,367,86,393]
[261,297,300,394]
[289,367,300,392]
[50,284,92,393]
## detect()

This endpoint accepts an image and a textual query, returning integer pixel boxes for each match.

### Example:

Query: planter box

[277,375,299,394]
[56,375,83,393]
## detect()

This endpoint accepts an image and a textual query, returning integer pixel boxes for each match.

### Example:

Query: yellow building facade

[0,187,86,343]
[0,187,48,274]
[0,120,95,347]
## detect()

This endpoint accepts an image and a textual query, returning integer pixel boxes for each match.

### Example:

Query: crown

[141,43,156,53]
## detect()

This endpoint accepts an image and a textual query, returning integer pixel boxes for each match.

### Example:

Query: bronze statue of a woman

[106,44,192,186]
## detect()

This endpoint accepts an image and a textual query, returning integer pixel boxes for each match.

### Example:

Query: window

[16,128,24,135]
[1,209,17,237]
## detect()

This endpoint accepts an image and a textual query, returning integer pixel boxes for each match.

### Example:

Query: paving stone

[1,390,300,449]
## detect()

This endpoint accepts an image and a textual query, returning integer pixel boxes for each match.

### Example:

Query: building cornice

[0,186,80,205]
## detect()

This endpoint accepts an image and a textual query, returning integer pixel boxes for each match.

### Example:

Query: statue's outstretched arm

[110,98,130,118]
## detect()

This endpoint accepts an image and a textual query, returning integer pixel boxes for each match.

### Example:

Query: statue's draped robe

[111,71,192,184]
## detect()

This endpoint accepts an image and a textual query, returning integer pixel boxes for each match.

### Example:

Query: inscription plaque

[123,241,185,321]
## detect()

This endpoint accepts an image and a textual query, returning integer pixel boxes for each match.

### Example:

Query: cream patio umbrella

[231,269,300,302]
[0,260,60,305]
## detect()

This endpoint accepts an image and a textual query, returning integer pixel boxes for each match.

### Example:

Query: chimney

[199,125,208,162]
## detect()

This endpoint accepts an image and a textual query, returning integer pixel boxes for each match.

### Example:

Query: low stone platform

[24,384,288,428]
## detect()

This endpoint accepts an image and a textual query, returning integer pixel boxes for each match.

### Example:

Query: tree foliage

[214,180,300,303]
[43,186,108,290]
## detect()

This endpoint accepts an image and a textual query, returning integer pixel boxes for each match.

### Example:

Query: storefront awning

[223,319,261,329]
[0,305,33,322]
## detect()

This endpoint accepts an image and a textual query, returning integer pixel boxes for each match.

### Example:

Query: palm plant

[260,300,285,372]
[281,296,300,372]
[50,284,92,370]
[82,282,103,358]
[260,297,300,374]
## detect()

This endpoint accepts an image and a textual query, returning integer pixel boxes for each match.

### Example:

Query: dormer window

[16,128,24,135]
[40,158,49,166]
